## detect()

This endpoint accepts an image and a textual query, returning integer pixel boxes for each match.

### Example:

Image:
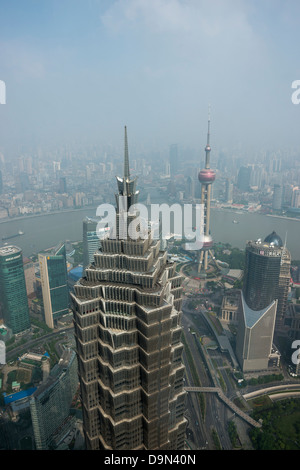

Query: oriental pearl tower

[198,109,216,274]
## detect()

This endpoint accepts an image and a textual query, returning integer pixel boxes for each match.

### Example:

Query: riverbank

[212,206,300,223]
[1,203,300,225]
[0,204,299,260]
[0,205,99,225]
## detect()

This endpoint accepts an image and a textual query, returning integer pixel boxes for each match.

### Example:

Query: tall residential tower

[71,128,186,450]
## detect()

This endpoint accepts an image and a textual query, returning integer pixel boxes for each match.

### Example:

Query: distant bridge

[185,386,262,428]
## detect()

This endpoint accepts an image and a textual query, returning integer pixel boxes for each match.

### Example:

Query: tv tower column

[197,111,216,274]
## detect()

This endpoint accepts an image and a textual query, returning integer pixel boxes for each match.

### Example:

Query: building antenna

[205,105,211,169]
[124,126,130,181]
[284,231,288,248]
[207,104,211,146]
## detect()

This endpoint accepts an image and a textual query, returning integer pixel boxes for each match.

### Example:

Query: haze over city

[1,0,300,155]
[1,0,300,455]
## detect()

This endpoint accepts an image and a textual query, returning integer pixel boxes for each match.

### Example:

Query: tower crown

[115,126,139,209]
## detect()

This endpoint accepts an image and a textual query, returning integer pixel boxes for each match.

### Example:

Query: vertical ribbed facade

[39,243,69,329]
[71,128,186,450]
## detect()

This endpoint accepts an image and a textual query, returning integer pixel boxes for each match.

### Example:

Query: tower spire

[124,125,130,181]
[207,104,211,147]
[205,105,211,169]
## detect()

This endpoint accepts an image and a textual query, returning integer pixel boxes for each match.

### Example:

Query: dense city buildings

[30,349,78,450]
[71,128,186,450]
[0,245,31,334]
[39,243,69,329]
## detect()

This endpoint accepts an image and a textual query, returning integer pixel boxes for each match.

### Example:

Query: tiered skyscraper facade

[71,128,186,450]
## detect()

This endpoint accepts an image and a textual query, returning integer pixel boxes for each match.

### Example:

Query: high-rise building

[23,257,36,296]
[197,110,216,273]
[169,144,179,176]
[272,184,283,211]
[236,231,291,371]
[59,176,67,194]
[185,176,195,200]
[243,236,282,311]
[236,293,277,372]
[292,186,300,209]
[225,178,233,204]
[0,169,3,194]
[82,217,102,273]
[237,166,251,191]
[243,231,290,327]
[0,246,31,334]
[39,243,69,329]
[265,232,291,331]
[30,349,78,450]
[71,128,186,450]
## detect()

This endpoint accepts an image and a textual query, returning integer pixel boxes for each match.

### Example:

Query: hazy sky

[0,0,300,156]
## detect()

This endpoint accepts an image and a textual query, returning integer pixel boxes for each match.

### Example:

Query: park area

[249,397,300,450]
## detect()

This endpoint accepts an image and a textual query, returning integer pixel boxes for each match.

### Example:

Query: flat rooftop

[0,245,21,257]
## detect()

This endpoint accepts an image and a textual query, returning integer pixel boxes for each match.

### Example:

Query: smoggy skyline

[0,0,300,156]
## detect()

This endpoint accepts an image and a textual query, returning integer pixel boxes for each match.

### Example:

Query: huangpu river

[0,206,299,260]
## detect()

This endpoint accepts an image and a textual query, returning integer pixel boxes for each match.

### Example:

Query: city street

[182,306,253,450]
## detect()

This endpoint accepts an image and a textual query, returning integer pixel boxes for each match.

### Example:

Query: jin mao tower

[72,127,186,450]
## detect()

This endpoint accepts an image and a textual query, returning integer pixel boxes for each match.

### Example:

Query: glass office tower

[39,243,69,329]
[243,240,281,311]
[236,231,291,371]
[82,217,101,273]
[0,245,31,334]
[243,231,291,326]
[71,128,186,450]
[30,349,78,449]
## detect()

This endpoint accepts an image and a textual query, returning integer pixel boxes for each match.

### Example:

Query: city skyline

[0,124,300,450]
[1,1,300,452]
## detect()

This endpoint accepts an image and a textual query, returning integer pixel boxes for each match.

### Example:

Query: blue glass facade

[0,246,31,334]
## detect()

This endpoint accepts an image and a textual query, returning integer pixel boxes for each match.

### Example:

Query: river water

[0,206,299,260]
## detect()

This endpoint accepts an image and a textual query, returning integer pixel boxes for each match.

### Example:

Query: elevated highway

[185,386,262,428]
